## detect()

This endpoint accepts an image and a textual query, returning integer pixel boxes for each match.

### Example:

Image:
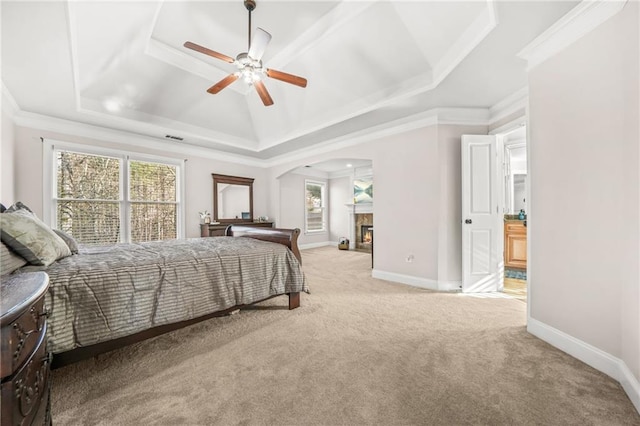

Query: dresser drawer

[1,323,50,426]
[0,297,47,381]
[504,221,526,234]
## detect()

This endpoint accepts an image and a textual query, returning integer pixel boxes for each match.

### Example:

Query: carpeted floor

[51,247,640,425]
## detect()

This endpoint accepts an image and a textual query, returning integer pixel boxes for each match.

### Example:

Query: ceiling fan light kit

[184,0,307,107]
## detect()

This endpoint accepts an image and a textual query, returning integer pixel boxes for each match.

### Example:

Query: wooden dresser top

[0,272,49,325]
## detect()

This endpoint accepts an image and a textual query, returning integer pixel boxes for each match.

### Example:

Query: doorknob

[465,219,472,224]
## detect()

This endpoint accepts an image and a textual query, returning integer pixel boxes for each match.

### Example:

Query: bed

[3,221,306,368]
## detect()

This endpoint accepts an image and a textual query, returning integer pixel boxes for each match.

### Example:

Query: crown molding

[10,109,266,168]
[517,0,628,70]
[432,0,498,84]
[489,117,527,136]
[265,107,490,168]
[5,75,493,170]
[265,111,439,168]
[436,107,490,126]
[288,167,329,180]
[76,97,258,151]
[489,86,528,124]
[329,169,355,179]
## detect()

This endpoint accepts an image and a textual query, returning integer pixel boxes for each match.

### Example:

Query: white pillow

[0,209,71,266]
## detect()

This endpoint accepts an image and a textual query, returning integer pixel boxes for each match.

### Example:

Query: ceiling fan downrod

[244,0,256,52]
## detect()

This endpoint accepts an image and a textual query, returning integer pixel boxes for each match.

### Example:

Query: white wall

[270,123,487,287]
[329,175,351,244]
[437,125,487,285]
[1,108,15,203]
[11,125,270,238]
[528,0,639,404]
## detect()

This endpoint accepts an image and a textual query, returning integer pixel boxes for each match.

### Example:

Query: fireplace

[361,225,373,244]
[355,213,373,252]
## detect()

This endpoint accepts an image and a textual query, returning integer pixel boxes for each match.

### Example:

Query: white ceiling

[1,1,578,161]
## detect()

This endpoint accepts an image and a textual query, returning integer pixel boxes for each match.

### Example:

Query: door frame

[490,119,529,316]
[504,141,527,214]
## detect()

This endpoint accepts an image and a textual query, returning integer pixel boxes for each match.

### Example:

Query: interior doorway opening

[498,125,528,302]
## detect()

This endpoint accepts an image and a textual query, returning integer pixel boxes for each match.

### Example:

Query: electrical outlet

[406,254,414,263]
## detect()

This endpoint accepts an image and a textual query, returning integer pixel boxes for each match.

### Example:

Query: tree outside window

[305,180,326,233]
[54,149,180,245]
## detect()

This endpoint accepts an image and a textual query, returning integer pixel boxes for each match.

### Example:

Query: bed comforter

[19,237,307,354]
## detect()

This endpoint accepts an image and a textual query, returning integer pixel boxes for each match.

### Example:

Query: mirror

[513,173,527,213]
[504,142,527,214]
[212,174,254,223]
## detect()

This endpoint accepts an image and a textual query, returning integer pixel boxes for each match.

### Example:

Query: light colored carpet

[51,247,639,425]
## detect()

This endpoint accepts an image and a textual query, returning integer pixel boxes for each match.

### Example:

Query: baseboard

[299,241,333,250]
[372,269,459,292]
[438,280,462,291]
[373,269,438,290]
[528,317,640,414]
[619,359,640,414]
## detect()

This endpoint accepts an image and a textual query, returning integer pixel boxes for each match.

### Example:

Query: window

[129,160,178,242]
[305,180,326,233]
[56,151,122,244]
[47,141,183,245]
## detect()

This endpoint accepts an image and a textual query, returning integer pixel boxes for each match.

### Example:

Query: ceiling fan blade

[184,41,235,64]
[207,74,239,94]
[248,28,272,61]
[266,69,307,88]
[254,80,274,106]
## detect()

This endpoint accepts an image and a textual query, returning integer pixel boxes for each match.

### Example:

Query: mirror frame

[212,173,254,223]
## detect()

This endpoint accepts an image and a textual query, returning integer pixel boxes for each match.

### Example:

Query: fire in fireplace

[361,225,373,244]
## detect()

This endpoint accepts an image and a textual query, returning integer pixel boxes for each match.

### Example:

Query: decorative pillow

[53,229,79,254]
[0,241,27,275]
[0,203,6,213]
[0,209,71,266]
[5,201,33,213]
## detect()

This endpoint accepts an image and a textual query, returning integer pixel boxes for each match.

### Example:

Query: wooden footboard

[225,226,302,264]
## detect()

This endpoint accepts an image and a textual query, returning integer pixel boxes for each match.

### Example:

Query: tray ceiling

[1,1,578,160]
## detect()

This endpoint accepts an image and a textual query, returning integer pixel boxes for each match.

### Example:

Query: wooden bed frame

[51,226,302,369]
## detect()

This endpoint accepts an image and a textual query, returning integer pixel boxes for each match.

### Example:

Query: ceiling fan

[184,0,307,107]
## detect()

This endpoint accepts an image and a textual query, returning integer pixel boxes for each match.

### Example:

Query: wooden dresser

[200,221,274,237]
[1,272,51,426]
[504,220,527,269]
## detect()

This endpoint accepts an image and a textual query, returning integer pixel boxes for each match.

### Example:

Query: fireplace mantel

[345,203,373,214]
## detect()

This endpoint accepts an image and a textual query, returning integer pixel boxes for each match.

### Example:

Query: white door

[461,135,501,292]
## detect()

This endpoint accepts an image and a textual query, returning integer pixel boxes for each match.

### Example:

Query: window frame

[304,179,327,234]
[43,139,185,243]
